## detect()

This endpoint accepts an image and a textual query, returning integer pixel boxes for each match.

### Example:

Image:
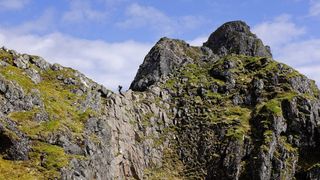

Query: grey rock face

[130,38,194,91]
[25,68,42,84]
[61,88,173,180]
[13,56,29,69]
[204,21,272,57]
[0,117,30,161]
[30,56,51,70]
[0,76,35,113]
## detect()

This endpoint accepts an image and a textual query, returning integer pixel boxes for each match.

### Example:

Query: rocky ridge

[0,21,320,180]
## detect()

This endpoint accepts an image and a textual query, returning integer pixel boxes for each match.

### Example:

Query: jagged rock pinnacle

[203,20,272,57]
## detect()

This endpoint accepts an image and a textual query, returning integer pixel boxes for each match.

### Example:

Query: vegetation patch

[264,99,282,116]
[144,148,185,180]
[0,157,43,180]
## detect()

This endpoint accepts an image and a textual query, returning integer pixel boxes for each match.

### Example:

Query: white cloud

[63,0,107,23]
[252,15,305,48]
[309,0,320,16]
[0,0,30,10]
[277,39,320,66]
[187,36,207,46]
[253,15,320,86]
[277,39,320,86]
[117,3,206,35]
[0,29,152,90]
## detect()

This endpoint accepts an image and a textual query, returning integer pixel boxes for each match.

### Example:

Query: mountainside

[0,21,320,180]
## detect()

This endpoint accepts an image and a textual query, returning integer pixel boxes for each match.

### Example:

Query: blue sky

[0,0,319,90]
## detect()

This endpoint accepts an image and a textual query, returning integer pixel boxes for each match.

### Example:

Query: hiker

[118,85,124,96]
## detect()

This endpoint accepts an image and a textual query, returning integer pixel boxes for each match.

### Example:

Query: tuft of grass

[0,65,34,92]
[29,142,70,178]
[0,157,43,180]
[144,148,185,180]
[264,99,282,116]
[224,107,251,140]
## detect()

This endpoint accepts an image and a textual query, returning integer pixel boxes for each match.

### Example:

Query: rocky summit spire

[203,20,272,57]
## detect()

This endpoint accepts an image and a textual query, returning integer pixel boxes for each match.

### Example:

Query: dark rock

[64,77,77,85]
[13,56,29,69]
[0,118,30,160]
[30,56,51,70]
[203,21,272,57]
[51,63,63,71]
[209,69,232,82]
[253,78,264,90]
[197,86,207,98]
[232,94,243,105]
[97,85,112,98]
[209,83,219,93]
[306,166,320,180]
[223,60,235,69]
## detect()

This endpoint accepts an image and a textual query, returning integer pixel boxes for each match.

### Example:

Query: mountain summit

[130,21,272,91]
[0,21,320,180]
[204,21,272,57]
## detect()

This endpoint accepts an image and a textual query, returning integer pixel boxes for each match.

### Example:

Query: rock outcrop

[0,21,320,180]
[204,21,272,57]
[130,38,197,91]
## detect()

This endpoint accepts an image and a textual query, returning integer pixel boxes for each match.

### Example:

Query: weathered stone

[13,56,29,69]
[64,77,77,85]
[51,63,63,71]
[0,118,30,161]
[130,38,194,91]
[25,68,41,84]
[30,56,51,70]
[204,21,272,57]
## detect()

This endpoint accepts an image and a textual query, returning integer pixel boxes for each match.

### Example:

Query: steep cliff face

[0,21,320,180]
